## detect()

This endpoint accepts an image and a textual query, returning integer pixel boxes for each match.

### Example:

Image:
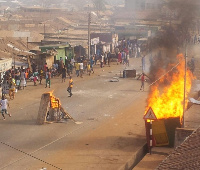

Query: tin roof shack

[39,43,74,65]
[28,49,56,71]
[90,33,118,54]
[0,58,12,74]
[156,127,200,170]
[0,58,12,95]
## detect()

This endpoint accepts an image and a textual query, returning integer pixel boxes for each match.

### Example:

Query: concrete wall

[0,58,12,72]
[174,128,194,148]
[13,31,30,38]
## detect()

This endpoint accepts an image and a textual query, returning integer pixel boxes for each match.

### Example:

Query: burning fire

[146,54,194,121]
[49,92,60,109]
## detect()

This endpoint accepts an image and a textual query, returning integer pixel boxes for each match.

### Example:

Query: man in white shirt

[0,95,11,120]
[79,62,84,78]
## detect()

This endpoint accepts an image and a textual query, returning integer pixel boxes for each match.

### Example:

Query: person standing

[94,54,97,65]
[104,52,107,65]
[45,69,51,88]
[100,53,104,68]
[75,62,80,77]
[126,53,130,66]
[67,76,73,97]
[79,62,84,78]
[0,95,11,120]
[140,73,145,91]
[39,69,43,84]
[61,66,67,82]
[87,63,91,76]
[33,71,38,86]
[15,70,21,90]
[118,51,122,64]
[20,69,26,90]
[107,52,111,66]
[9,78,16,100]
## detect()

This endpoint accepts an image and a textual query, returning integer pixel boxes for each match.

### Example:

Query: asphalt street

[0,57,149,170]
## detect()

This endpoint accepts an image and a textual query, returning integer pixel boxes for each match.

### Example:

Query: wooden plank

[36,93,50,125]
[60,106,74,121]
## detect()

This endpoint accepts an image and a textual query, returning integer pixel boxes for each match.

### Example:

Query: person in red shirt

[118,52,122,64]
[140,73,145,91]
[44,63,47,73]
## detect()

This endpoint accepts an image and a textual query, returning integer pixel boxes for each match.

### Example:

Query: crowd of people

[0,37,147,120]
[0,55,98,100]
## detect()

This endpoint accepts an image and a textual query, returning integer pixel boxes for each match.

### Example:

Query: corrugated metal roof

[156,127,200,169]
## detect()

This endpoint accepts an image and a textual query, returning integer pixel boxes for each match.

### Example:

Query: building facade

[125,0,164,11]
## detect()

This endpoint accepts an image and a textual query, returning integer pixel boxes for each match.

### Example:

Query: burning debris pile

[146,0,198,122]
[144,54,195,148]
[143,0,199,148]
[146,54,194,121]
[36,92,75,125]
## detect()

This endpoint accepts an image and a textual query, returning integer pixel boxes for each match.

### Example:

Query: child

[33,76,37,86]
[0,95,11,120]
[87,63,91,76]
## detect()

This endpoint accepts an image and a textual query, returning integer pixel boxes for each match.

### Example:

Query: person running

[67,76,73,97]
[0,95,11,120]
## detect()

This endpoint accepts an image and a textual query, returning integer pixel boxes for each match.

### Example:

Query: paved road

[0,58,148,170]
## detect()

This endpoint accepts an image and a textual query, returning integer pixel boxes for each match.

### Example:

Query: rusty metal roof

[156,127,200,169]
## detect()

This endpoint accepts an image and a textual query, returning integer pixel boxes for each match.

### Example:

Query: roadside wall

[174,128,194,148]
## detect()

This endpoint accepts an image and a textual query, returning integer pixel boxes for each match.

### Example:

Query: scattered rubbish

[37,92,82,125]
[189,98,200,105]
[109,79,119,82]
[128,132,134,136]
[88,118,96,120]
[104,114,110,117]
[40,168,47,170]
[74,121,83,125]
[109,77,119,82]
[108,95,113,98]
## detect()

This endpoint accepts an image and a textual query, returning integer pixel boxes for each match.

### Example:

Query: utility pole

[44,23,46,40]
[88,12,91,59]
[182,42,187,128]
[13,47,16,78]
[27,37,29,49]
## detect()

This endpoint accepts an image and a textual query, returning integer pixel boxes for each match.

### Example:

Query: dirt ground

[2,44,199,170]
[0,57,149,170]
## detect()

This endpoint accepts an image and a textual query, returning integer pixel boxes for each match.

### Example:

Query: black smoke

[148,0,199,82]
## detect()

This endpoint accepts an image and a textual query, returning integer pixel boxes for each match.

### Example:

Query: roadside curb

[119,143,148,170]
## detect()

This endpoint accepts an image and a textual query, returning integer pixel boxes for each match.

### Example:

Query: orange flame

[49,92,60,109]
[145,54,194,122]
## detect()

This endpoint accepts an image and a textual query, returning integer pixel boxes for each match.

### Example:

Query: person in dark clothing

[67,76,73,97]
[61,66,67,82]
